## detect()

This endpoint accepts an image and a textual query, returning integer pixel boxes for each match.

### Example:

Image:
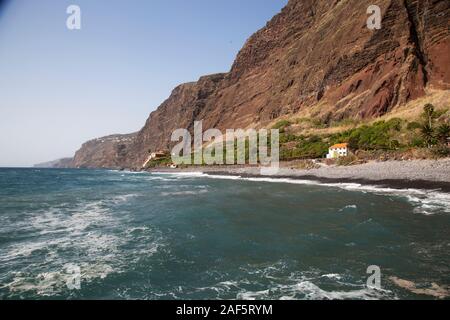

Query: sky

[0,0,287,167]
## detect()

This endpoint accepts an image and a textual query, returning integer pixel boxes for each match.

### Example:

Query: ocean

[0,168,448,300]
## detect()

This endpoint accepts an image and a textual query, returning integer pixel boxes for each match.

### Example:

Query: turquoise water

[0,168,448,300]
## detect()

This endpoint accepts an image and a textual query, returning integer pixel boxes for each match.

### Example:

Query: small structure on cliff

[142,150,169,168]
[326,143,349,159]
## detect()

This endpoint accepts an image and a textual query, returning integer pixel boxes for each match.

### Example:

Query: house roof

[330,143,348,149]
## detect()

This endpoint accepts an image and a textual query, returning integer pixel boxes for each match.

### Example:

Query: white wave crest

[0,194,163,297]
[155,172,450,215]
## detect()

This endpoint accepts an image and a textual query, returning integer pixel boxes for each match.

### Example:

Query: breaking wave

[192,262,396,300]
[0,193,163,297]
[152,172,450,215]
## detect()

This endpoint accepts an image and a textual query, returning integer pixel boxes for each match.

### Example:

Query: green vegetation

[277,118,407,161]
[144,156,172,168]
[276,104,449,161]
[331,118,404,151]
[437,124,450,144]
[145,104,449,168]
[145,133,279,168]
[407,121,421,130]
[272,120,292,133]
[280,135,328,160]
[416,104,450,154]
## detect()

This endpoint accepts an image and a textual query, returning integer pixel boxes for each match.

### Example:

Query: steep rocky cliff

[72,133,137,169]
[72,0,450,169]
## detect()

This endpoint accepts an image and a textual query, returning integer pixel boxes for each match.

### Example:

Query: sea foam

[151,172,450,215]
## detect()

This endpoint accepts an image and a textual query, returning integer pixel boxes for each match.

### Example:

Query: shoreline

[203,172,450,193]
[149,159,450,193]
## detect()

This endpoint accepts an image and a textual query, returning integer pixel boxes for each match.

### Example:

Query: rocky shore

[150,159,450,192]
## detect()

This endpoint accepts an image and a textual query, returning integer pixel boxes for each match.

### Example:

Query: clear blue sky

[0,0,287,167]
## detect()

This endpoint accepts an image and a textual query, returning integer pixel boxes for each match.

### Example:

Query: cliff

[71,0,450,169]
[72,133,137,169]
[34,158,74,169]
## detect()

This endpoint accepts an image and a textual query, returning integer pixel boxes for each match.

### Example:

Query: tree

[421,123,435,148]
[423,104,436,128]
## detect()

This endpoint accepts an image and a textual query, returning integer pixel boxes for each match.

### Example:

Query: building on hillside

[150,151,168,160]
[142,150,169,168]
[326,143,349,159]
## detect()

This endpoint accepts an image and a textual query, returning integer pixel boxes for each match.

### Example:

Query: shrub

[272,120,291,132]
[421,123,436,147]
[436,123,450,144]
[292,160,321,170]
[389,140,401,149]
[311,118,327,129]
[336,154,358,166]
[331,120,408,151]
[407,121,422,130]
[295,118,311,124]
[308,135,322,143]
[280,148,293,161]
[292,137,329,159]
[410,137,425,148]
[280,133,299,144]
[386,118,403,131]
[432,145,450,157]
[145,156,172,168]
[329,118,359,128]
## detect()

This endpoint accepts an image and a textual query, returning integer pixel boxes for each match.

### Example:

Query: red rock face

[72,0,450,169]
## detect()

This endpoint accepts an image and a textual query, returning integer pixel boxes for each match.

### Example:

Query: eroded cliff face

[124,74,226,168]
[72,0,450,169]
[207,0,449,125]
[72,133,137,169]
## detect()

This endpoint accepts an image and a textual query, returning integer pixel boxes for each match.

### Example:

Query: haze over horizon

[0,0,287,167]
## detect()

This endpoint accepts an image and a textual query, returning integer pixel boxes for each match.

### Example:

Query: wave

[0,193,163,297]
[192,261,396,300]
[107,170,148,175]
[339,205,358,212]
[152,172,450,215]
[161,190,208,196]
[237,281,390,300]
[152,172,205,177]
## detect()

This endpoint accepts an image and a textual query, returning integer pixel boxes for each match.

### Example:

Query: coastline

[148,159,450,193]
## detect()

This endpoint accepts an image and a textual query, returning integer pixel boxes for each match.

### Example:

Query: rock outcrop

[34,158,74,169]
[72,133,137,169]
[70,0,450,169]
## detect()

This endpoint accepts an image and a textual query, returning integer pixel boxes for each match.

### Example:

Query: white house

[326,143,349,159]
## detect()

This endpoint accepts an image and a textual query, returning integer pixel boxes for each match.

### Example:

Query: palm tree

[423,104,435,128]
[421,123,435,148]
